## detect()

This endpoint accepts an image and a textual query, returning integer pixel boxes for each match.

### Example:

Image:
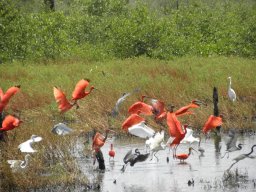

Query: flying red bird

[53,87,77,113]
[151,99,167,121]
[202,115,223,134]
[175,100,205,117]
[0,85,20,113]
[0,115,22,132]
[167,111,188,158]
[72,79,95,107]
[122,114,145,131]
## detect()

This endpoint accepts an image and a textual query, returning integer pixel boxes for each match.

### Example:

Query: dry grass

[0,56,255,190]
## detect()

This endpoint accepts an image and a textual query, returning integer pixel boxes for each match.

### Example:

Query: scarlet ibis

[227,77,236,102]
[53,87,77,113]
[0,115,22,132]
[7,154,31,172]
[180,128,200,144]
[175,147,197,163]
[202,115,223,134]
[52,123,73,135]
[227,144,256,171]
[175,99,206,117]
[222,129,243,158]
[122,114,145,131]
[72,79,95,107]
[151,99,167,121]
[121,148,150,172]
[167,109,188,158]
[109,143,115,160]
[18,135,43,153]
[127,121,155,139]
[0,85,20,113]
[128,102,153,116]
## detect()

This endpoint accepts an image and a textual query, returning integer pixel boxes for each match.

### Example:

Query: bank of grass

[0,56,255,190]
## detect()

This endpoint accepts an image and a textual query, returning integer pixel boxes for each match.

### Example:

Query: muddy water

[76,134,256,192]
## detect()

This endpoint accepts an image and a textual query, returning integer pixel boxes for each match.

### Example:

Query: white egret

[7,154,31,172]
[227,144,256,171]
[227,77,236,102]
[18,135,42,153]
[128,121,155,139]
[52,123,73,135]
[180,128,199,145]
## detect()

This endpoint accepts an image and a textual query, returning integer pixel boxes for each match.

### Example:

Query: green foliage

[0,0,255,63]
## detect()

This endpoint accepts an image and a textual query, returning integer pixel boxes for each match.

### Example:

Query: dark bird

[121,148,149,172]
[227,144,256,171]
[222,129,243,158]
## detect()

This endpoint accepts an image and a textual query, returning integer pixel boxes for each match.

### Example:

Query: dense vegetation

[0,0,256,63]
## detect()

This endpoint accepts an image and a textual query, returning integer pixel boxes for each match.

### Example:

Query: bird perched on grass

[227,77,236,102]
[18,135,43,153]
[7,154,31,172]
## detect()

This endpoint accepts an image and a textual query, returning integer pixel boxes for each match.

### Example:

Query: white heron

[52,123,73,135]
[180,128,199,145]
[7,154,31,172]
[227,144,256,171]
[128,121,155,139]
[222,129,243,158]
[18,135,43,153]
[227,77,236,102]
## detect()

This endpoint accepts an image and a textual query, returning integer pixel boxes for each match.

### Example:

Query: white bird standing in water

[227,77,236,102]
[7,154,31,172]
[18,135,43,153]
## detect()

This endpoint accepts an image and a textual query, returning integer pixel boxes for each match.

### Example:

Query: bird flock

[1,75,255,183]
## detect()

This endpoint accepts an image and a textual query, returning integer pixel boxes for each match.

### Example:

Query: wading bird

[175,147,197,163]
[18,135,43,153]
[167,108,188,158]
[0,85,20,113]
[227,77,236,102]
[122,114,145,131]
[121,148,150,172]
[222,129,243,158]
[175,100,206,117]
[108,143,115,160]
[127,121,155,139]
[72,79,95,108]
[227,144,256,171]
[53,87,77,113]
[7,154,31,172]
[51,123,73,135]
[181,128,199,145]
[111,88,140,117]
[151,99,167,121]
[0,115,22,132]
[202,115,223,134]
[128,95,153,115]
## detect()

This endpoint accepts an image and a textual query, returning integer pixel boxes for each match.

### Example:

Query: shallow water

[76,134,256,192]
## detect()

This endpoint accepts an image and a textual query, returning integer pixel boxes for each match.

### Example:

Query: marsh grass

[0,56,255,190]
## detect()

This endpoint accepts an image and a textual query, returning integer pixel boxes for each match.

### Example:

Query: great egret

[227,77,236,102]
[180,128,200,144]
[7,154,31,172]
[128,121,155,139]
[227,144,256,171]
[18,135,42,153]
[222,129,243,158]
[51,123,73,135]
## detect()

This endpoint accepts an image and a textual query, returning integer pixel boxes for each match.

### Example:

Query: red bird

[0,85,20,113]
[122,114,145,131]
[151,99,167,121]
[167,111,188,158]
[175,100,205,117]
[202,115,223,134]
[109,143,115,160]
[53,87,77,113]
[0,115,22,132]
[175,147,196,163]
[72,79,95,107]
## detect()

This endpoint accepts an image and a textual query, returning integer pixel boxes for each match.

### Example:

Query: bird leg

[221,151,228,159]
[154,152,159,162]
[227,161,237,172]
[121,164,127,172]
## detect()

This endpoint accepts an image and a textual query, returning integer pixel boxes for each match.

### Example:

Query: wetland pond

[74,133,256,192]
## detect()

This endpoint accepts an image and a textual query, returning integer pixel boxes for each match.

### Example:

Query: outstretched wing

[72,79,90,99]
[53,87,71,111]
[123,149,133,164]
[167,112,183,137]
[202,115,222,134]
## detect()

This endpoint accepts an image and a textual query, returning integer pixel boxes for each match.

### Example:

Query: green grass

[0,56,255,190]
